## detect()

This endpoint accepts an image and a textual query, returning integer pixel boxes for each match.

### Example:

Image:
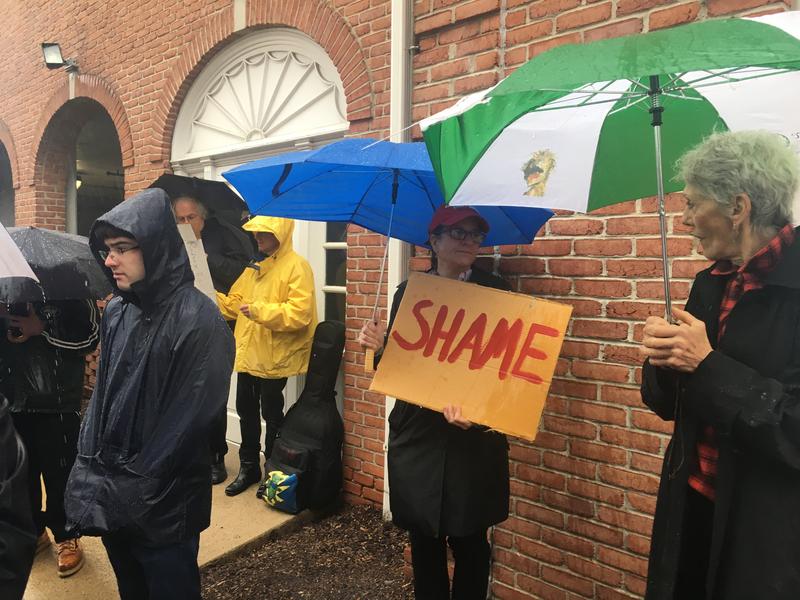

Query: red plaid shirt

[688,224,796,501]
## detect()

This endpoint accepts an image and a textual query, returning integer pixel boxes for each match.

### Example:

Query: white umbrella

[0,222,43,304]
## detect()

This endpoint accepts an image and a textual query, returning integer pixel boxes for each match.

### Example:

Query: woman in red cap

[359,205,510,600]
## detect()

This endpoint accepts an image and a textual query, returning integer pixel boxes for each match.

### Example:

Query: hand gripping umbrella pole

[364,170,399,373]
[648,75,673,322]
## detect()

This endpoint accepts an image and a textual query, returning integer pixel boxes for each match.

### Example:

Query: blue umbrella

[222,138,553,248]
[223,138,554,372]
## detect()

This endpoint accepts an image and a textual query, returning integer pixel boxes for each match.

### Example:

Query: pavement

[23,453,296,600]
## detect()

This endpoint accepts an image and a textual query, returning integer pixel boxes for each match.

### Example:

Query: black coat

[0,299,99,413]
[642,227,800,600]
[201,216,252,294]
[382,268,510,538]
[0,396,36,600]
[64,189,235,545]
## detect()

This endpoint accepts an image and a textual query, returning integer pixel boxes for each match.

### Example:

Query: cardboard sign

[177,223,216,303]
[370,272,572,441]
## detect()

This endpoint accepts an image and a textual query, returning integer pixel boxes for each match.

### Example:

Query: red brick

[549,218,604,236]
[521,238,573,256]
[571,319,629,341]
[507,20,555,46]
[516,500,566,529]
[565,554,623,587]
[708,0,773,15]
[574,279,632,298]
[529,0,582,19]
[584,17,643,42]
[543,415,598,440]
[631,409,674,434]
[517,573,568,600]
[606,301,666,320]
[519,277,573,296]
[567,478,625,506]
[541,525,596,556]
[570,440,627,465]
[636,236,695,257]
[569,400,627,425]
[606,216,662,235]
[568,516,624,546]
[555,2,613,31]
[528,32,582,59]
[573,239,632,257]
[540,565,594,596]
[548,258,603,277]
[571,361,631,383]
[543,452,598,479]
[617,0,672,15]
[597,547,649,577]
[415,10,453,34]
[599,465,660,494]
[600,426,663,454]
[606,259,666,278]
[454,0,499,20]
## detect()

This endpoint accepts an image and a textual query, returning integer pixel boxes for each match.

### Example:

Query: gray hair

[171,195,208,219]
[676,130,799,231]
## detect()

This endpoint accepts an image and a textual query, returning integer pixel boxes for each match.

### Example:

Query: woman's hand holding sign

[641,308,712,373]
[358,318,386,352]
[443,405,473,430]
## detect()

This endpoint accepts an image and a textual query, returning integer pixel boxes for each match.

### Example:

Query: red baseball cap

[428,205,489,235]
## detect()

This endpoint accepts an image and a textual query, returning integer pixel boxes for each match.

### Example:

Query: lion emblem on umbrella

[522,150,556,197]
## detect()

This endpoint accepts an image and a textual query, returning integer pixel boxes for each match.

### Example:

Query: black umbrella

[8,227,111,301]
[149,174,248,226]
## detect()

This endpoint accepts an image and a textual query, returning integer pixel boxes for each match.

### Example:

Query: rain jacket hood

[218,216,317,379]
[89,188,193,312]
[66,189,235,544]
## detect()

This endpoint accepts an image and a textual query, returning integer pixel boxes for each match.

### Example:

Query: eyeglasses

[444,227,486,245]
[99,245,140,260]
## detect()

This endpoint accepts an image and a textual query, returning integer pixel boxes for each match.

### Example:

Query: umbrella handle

[364,348,375,373]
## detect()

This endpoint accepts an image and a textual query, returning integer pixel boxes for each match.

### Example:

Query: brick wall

[343,1,794,599]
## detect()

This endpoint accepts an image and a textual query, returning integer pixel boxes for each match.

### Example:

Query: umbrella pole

[648,76,673,322]
[364,169,400,373]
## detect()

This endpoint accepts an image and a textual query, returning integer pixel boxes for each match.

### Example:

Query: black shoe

[224,462,261,497]
[211,459,228,485]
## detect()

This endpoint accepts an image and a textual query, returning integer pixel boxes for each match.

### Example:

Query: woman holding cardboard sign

[359,205,510,600]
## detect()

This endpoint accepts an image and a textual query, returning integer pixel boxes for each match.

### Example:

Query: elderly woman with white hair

[640,130,800,600]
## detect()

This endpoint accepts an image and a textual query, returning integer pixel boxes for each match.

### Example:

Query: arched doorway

[34,99,123,234]
[0,143,13,226]
[171,27,350,442]
[74,111,124,235]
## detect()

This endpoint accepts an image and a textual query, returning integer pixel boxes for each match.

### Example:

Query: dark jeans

[209,319,236,462]
[236,372,287,463]
[102,533,200,600]
[11,411,79,543]
[208,404,228,463]
[674,486,714,600]
[409,528,491,600]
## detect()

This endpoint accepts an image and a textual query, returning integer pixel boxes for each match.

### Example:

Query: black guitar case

[258,320,345,512]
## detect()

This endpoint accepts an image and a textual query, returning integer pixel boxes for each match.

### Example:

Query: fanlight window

[173,29,348,161]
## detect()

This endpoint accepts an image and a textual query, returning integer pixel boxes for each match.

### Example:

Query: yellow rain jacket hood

[217,217,317,378]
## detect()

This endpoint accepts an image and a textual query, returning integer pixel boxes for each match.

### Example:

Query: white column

[383,0,413,520]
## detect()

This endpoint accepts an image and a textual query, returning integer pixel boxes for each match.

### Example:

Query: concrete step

[24,453,295,600]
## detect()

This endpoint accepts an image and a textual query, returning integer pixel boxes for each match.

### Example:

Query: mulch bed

[201,504,414,600]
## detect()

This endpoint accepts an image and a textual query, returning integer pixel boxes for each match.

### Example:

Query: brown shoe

[56,538,85,578]
[35,531,51,555]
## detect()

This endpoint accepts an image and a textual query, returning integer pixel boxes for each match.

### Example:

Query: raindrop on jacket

[64,189,235,544]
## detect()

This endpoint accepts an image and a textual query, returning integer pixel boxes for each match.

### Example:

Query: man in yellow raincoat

[216,216,317,496]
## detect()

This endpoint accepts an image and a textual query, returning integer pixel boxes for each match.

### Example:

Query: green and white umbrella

[421,12,800,314]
